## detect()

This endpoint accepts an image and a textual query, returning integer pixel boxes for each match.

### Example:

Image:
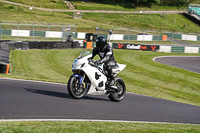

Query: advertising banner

[110,34,124,40]
[45,31,63,38]
[184,47,199,53]
[140,45,160,51]
[77,32,86,39]
[137,35,153,41]
[113,43,159,51]
[159,46,172,53]
[182,34,197,41]
[112,43,127,49]
[11,30,30,37]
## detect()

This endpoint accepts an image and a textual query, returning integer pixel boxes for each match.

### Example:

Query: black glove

[88,58,92,62]
[94,60,102,65]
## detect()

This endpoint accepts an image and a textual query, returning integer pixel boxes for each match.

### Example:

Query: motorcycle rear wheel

[68,76,87,99]
[108,77,126,102]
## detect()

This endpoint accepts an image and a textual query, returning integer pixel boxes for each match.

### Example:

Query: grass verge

[7,0,187,11]
[0,121,199,133]
[0,49,199,106]
[0,2,200,33]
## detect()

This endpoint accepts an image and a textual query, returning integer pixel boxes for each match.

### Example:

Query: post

[6,64,9,75]
[157,30,159,45]
[159,22,161,33]
[35,6,36,14]
[32,23,35,41]
[128,28,131,43]
[101,10,103,27]
[17,22,20,41]
[95,27,98,34]
[74,24,77,34]
[142,29,144,45]
[52,9,54,16]
[0,22,2,40]
[109,29,112,44]
[47,24,50,41]
[174,17,176,25]
[61,24,64,42]
[172,32,174,45]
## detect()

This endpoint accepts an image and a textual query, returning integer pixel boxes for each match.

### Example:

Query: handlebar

[88,60,103,72]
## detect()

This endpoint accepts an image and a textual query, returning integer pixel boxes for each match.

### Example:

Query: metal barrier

[0,23,77,42]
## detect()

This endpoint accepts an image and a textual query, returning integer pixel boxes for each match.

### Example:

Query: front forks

[71,73,85,88]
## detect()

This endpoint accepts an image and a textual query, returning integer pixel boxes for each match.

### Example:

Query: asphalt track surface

[154,56,200,74]
[1,56,200,124]
[0,78,200,124]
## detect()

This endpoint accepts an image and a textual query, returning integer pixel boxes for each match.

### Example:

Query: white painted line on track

[0,77,67,86]
[153,56,200,62]
[0,119,198,125]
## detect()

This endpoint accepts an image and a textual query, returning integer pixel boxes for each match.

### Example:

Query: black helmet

[96,36,107,50]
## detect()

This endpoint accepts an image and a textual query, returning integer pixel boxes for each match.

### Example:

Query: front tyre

[68,76,87,99]
[108,77,126,102]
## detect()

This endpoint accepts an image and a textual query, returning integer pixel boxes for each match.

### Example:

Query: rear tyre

[67,76,87,99]
[108,77,126,102]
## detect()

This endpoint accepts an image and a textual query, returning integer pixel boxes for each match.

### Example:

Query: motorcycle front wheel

[67,76,88,99]
[108,77,126,102]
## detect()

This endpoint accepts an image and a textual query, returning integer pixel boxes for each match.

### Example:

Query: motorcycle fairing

[72,54,107,95]
[81,64,107,94]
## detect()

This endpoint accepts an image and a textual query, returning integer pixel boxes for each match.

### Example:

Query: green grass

[0,2,200,33]
[0,49,200,106]
[82,13,200,33]
[73,1,186,11]
[6,0,187,11]
[0,121,200,133]
[7,0,68,9]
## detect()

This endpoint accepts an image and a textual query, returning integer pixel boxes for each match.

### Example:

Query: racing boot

[108,74,115,86]
[108,79,115,86]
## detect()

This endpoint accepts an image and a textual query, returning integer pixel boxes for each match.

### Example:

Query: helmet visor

[96,41,105,49]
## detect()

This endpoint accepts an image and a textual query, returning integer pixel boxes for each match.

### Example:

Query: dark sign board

[112,43,127,49]
[112,43,160,51]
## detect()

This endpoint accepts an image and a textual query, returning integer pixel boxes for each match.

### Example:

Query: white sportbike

[68,51,126,102]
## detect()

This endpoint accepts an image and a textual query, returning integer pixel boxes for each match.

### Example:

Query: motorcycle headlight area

[72,59,85,69]
[72,63,76,68]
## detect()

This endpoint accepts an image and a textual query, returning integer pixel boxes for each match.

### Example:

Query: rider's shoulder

[93,47,98,51]
[106,44,112,50]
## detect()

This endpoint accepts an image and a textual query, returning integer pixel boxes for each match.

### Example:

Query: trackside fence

[0,23,77,42]
[1,23,200,46]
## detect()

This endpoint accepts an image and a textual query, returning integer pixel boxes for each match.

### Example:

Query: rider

[89,36,116,86]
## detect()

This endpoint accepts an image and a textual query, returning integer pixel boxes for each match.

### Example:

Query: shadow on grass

[182,13,200,26]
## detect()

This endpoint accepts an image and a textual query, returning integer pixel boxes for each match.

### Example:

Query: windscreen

[78,51,91,58]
